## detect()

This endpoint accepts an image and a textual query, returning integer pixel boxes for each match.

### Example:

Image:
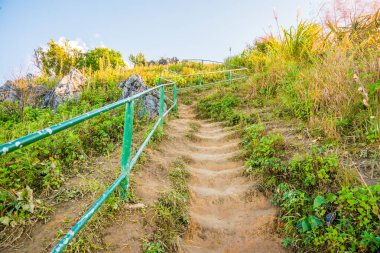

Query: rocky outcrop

[0,81,21,103]
[0,81,49,107]
[43,69,87,108]
[119,74,166,119]
[28,85,50,107]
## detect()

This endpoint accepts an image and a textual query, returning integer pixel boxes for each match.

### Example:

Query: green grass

[196,83,380,252]
[147,157,190,252]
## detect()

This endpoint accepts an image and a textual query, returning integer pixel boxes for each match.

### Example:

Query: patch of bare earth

[100,106,197,252]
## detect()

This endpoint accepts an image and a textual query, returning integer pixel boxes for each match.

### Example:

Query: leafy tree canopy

[34,39,126,77]
[129,52,147,66]
[80,48,125,71]
[34,39,83,77]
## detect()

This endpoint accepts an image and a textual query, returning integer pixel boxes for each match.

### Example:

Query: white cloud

[94,33,101,38]
[57,37,88,52]
[98,41,107,48]
[38,36,109,55]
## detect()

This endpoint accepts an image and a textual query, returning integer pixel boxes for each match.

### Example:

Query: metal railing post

[159,78,165,129]
[198,73,202,87]
[173,83,178,113]
[228,70,232,84]
[120,100,134,198]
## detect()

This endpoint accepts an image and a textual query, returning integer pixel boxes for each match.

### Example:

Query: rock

[119,75,167,119]
[43,69,87,108]
[158,57,179,65]
[28,85,50,107]
[0,81,21,103]
[0,81,50,107]
[1,69,85,108]
[158,58,168,65]
[148,60,156,66]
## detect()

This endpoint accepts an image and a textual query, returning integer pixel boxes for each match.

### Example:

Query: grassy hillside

[196,6,380,252]
[227,9,379,143]
[197,82,379,252]
[0,61,223,232]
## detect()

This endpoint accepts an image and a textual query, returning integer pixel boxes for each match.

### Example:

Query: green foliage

[79,47,125,71]
[275,184,380,252]
[34,39,83,77]
[242,123,284,189]
[196,91,251,126]
[282,21,322,62]
[152,159,190,251]
[365,80,380,143]
[34,40,126,78]
[225,54,246,68]
[286,148,341,192]
[241,123,379,252]
[244,130,284,180]
[0,186,37,226]
[0,103,124,191]
[278,66,312,120]
[144,242,164,253]
[129,52,147,66]
[0,83,127,227]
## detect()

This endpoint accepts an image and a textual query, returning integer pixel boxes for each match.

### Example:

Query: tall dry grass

[240,2,379,140]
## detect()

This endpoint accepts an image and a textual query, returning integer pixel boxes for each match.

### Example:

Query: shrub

[196,91,251,126]
[241,123,379,252]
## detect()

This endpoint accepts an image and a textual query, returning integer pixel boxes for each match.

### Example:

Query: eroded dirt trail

[179,106,285,253]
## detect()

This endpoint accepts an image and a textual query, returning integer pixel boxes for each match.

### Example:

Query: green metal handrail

[0,66,248,253]
[0,82,174,156]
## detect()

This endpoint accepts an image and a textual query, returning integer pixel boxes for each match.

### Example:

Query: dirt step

[189,160,245,171]
[188,151,241,162]
[197,126,237,135]
[181,105,285,253]
[186,141,241,153]
[188,165,245,177]
[193,132,239,142]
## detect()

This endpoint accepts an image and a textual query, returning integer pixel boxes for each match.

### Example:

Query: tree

[79,48,126,71]
[34,39,83,77]
[129,52,147,66]
[34,39,127,77]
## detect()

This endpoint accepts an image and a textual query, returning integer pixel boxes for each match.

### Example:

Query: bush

[196,91,252,126]
[241,123,379,252]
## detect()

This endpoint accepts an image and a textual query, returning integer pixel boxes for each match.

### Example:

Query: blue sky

[0,0,322,82]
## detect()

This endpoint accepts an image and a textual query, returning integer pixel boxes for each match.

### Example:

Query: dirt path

[102,104,285,252]
[178,105,285,253]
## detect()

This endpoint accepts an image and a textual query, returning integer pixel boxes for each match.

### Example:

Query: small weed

[143,241,165,253]
[185,122,201,140]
